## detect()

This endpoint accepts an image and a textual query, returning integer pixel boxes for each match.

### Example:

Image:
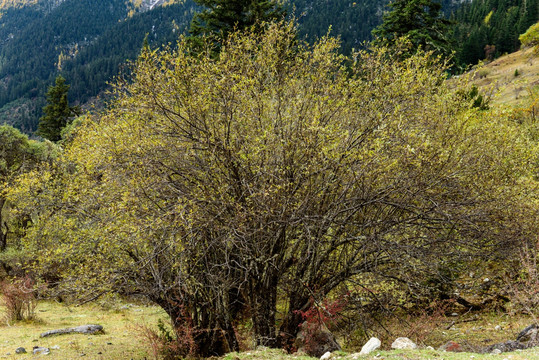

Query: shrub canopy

[9,22,539,356]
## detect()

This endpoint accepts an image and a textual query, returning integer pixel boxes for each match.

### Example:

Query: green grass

[223,347,539,360]
[0,300,169,359]
[3,300,539,359]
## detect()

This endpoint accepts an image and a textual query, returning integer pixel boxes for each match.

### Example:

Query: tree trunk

[250,271,280,348]
[153,293,239,357]
[0,227,6,253]
[278,292,312,352]
[190,301,239,357]
[0,197,12,276]
[0,197,7,252]
[252,290,278,347]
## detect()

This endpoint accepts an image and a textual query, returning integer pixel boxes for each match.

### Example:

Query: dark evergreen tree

[189,0,284,46]
[452,0,539,67]
[37,75,79,142]
[372,0,453,58]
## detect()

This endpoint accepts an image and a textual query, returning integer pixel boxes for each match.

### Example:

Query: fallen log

[40,324,104,337]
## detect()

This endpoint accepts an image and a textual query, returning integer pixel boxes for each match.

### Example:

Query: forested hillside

[292,0,464,54]
[453,0,539,66]
[0,0,197,131]
[0,0,536,132]
[61,3,198,105]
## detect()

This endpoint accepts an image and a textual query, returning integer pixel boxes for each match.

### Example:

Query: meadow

[3,299,539,359]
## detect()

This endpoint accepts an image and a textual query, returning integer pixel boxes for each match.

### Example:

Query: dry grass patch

[2,300,539,360]
[0,299,169,359]
[471,47,539,106]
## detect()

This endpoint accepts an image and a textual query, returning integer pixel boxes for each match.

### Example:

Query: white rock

[491,348,502,355]
[320,351,332,360]
[495,325,502,331]
[426,346,435,350]
[33,347,50,355]
[349,353,361,360]
[391,337,417,350]
[360,337,381,355]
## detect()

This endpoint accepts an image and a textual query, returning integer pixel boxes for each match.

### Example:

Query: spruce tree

[372,0,453,58]
[189,0,284,49]
[37,75,79,142]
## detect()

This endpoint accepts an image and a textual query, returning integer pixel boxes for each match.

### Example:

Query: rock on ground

[320,351,332,360]
[391,337,417,349]
[484,340,527,353]
[295,322,341,358]
[33,347,50,355]
[517,324,539,344]
[480,324,539,354]
[40,324,104,337]
[360,337,381,355]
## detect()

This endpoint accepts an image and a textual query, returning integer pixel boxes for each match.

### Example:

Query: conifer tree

[37,75,80,142]
[189,0,284,49]
[372,0,453,58]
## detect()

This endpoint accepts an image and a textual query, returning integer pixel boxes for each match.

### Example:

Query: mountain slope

[0,0,197,131]
[63,2,198,102]
[293,0,465,54]
[472,46,539,107]
[0,0,467,132]
[453,0,539,67]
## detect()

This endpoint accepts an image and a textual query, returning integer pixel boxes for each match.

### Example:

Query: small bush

[477,68,491,79]
[0,276,37,323]
[519,22,539,48]
[293,294,348,354]
[506,237,539,321]
[137,316,197,359]
[515,69,520,77]
[465,85,490,110]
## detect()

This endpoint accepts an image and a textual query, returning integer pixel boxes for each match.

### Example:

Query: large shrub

[8,22,539,356]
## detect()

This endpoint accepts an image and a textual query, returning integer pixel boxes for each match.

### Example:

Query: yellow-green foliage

[0,125,58,268]
[0,0,37,10]
[484,10,493,25]
[6,21,539,352]
[519,22,539,48]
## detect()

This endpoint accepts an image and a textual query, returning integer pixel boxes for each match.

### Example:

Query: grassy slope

[472,46,539,107]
